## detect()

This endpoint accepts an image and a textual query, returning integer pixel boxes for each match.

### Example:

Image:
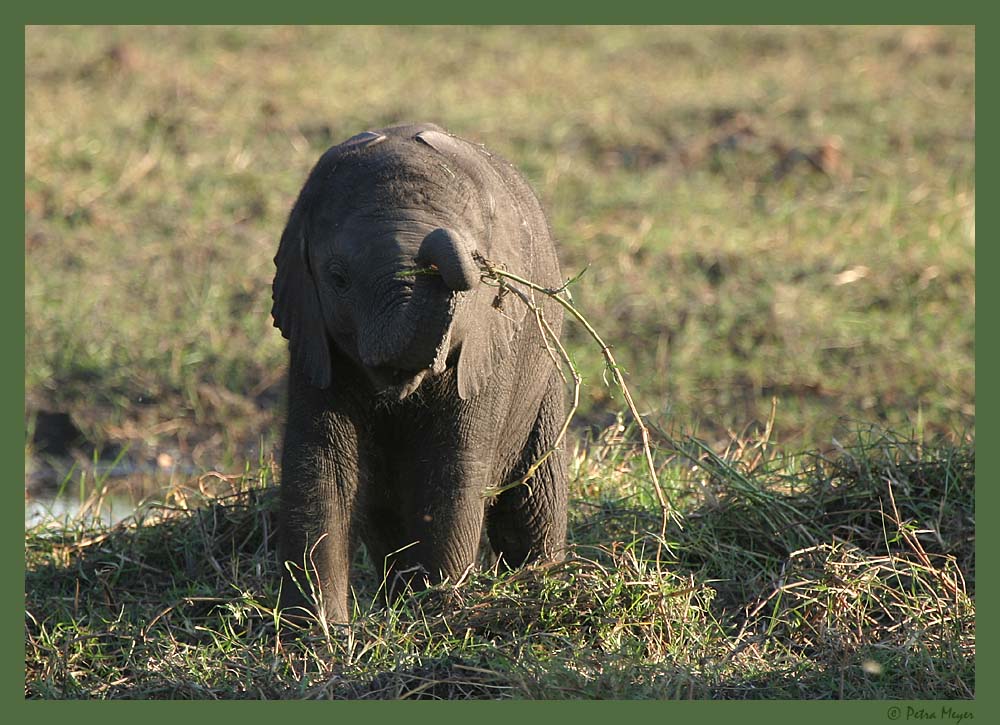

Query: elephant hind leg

[364,469,487,605]
[487,373,569,569]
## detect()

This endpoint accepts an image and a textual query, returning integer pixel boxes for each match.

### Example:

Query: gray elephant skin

[271,123,568,622]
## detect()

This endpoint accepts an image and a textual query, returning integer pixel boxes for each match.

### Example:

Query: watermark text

[887,706,973,723]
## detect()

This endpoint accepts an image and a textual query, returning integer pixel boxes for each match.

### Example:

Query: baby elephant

[271,123,568,622]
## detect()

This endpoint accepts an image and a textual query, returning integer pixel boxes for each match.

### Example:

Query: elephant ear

[272,205,332,389]
[272,130,390,389]
[456,287,527,400]
[413,130,531,400]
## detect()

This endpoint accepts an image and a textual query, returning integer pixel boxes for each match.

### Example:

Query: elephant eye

[325,262,351,293]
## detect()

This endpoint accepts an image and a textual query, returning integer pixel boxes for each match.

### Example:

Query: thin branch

[474,253,676,543]
[483,281,580,498]
[399,256,677,544]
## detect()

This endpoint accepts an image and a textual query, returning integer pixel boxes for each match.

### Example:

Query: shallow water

[25,493,142,528]
[25,455,197,529]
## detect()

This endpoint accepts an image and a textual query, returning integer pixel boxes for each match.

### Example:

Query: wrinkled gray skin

[272,123,568,622]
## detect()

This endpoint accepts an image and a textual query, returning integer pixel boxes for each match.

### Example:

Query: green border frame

[13,4,983,719]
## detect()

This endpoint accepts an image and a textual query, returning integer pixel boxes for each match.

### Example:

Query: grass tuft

[26,426,973,699]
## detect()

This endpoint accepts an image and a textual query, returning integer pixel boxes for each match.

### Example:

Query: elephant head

[272,124,527,400]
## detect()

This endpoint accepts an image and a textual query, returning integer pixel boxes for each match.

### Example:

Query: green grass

[25,428,973,699]
[25,26,974,467]
[24,26,974,699]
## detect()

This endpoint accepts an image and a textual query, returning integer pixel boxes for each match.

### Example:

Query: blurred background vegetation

[25,25,974,500]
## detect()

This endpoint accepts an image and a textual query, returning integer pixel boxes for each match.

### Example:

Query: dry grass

[25,426,974,699]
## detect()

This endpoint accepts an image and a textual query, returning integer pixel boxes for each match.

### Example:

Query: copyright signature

[887,706,973,723]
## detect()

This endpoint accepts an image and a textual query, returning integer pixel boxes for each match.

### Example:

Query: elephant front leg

[278,456,358,624]
[487,372,569,568]
[365,456,488,604]
[277,381,363,624]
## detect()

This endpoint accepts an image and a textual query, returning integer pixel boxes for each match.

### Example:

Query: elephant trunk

[362,228,480,377]
[416,228,480,293]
